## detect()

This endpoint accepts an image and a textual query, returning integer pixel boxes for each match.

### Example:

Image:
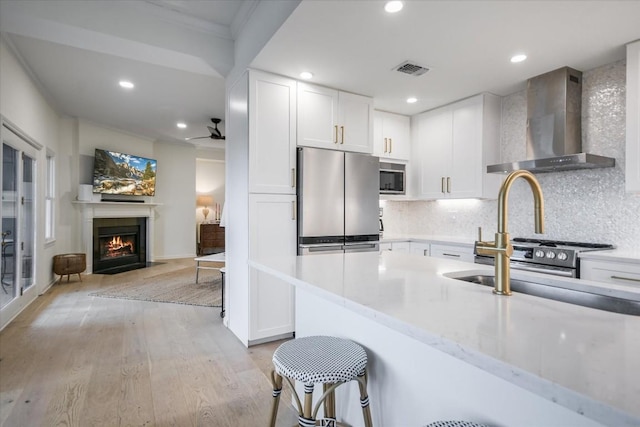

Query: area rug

[89,267,222,307]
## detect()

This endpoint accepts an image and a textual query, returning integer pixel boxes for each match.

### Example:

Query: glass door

[1,143,18,308]
[21,153,35,292]
[1,129,37,314]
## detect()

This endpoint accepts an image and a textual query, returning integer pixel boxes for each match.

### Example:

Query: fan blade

[185,136,211,140]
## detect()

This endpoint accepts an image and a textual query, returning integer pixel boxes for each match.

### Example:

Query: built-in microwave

[380,162,405,194]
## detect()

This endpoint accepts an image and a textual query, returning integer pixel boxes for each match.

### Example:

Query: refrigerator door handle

[344,243,379,253]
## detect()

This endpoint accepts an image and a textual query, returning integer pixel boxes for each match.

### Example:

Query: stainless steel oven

[380,162,405,195]
[474,238,614,278]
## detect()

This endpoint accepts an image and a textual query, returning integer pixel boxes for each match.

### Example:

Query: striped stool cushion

[424,422,489,427]
[273,336,367,384]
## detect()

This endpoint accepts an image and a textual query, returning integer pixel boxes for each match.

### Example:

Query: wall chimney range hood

[487,67,615,174]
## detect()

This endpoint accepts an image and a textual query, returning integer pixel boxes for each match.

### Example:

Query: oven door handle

[509,261,576,278]
[474,257,576,278]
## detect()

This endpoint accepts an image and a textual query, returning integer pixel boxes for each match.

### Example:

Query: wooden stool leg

[78,273,82,282]
[299,383,315,427]
[357,370,373,427]
[323,383,336,423]
[268,370,283,427]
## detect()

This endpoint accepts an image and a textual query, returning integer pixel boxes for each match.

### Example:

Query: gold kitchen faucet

[474,170,545,295]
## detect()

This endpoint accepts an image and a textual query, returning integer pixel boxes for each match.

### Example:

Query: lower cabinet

[380,241,410,253]
[248,194,296,342]
[430,243,475,263]
[409,242,430,257]
[581,259,640,287]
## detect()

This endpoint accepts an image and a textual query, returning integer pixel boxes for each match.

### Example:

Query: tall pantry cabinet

[227,70,296,346]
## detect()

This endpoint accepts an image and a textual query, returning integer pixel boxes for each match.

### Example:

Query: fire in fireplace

[93,217,146,274]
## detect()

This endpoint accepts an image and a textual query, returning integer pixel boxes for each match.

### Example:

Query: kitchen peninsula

[250,252,639,427]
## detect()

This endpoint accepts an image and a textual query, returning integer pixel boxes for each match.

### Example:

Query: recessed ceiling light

[385,1,403,13]
[119,80,134,89]
[406,97,418,104]
[177,122,187,129]
[510,54,527,63]
[300,71,314,80]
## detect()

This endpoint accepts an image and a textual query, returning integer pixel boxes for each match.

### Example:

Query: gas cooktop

[511,238,614,250]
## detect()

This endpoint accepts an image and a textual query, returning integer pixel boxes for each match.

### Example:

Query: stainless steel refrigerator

[297,147,380,255]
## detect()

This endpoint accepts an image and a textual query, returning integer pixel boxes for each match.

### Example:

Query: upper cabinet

[249,71,297,194]
[373,110,410,161]
[411,93,502,199]
[297,82,373,153]
[626,40,640,193]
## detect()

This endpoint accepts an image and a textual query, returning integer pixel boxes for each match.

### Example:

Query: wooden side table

[53,253,86,284]
[199,223,225,255]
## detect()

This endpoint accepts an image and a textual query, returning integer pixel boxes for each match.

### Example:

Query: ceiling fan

[186,118,225,141]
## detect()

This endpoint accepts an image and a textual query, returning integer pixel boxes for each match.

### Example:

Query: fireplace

[93,217,147,274]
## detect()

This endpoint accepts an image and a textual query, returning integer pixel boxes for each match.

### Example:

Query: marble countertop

[380,233,475,246]
[579,249,640,265]
[249,252,640,426]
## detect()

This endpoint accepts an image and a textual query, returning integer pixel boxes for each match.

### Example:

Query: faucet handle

[477,226,482,242]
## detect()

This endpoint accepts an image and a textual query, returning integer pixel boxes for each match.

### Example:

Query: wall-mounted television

[92,149,157,196]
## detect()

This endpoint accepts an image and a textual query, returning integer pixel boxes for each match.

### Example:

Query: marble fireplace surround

[74,201,158,273]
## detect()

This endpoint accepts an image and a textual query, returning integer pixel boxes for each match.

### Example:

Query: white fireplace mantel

[73,201,160,273]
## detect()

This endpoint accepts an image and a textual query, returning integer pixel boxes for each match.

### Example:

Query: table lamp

[197,195,214,221]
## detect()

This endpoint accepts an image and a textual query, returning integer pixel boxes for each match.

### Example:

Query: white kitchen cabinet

[297,82,373,153]
[581,259,640,288]
[249,71,297,194]
[430,243,475,263]
[373,110,410,161]
[409,242,430,257]
[248,194,296,342]
[412,93,502,199]
[380,241,410,253]
[626,40,640,193]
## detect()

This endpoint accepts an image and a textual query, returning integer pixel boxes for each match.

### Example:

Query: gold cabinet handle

[384,138,388,153]
[389,138,392,153]
[340,126,345,144]
[292,200,296,220]
[423,249,428,256]
[291,168,296,188]
[446,177,451,193]
[441,177,446,193]
[334,125,338,144]
[611,275,640,283]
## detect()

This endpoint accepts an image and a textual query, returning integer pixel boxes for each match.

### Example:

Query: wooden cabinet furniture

[373,110,410,161]
[626,40,640,193]
[199,223,224,255]
[297,82,373,153]
[411,93,502,199]
[581,258,640,287]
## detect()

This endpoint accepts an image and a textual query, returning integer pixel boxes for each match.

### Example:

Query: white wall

[153,140,197,259]
[384,60,640,250]
[195,157,225,223]
[1,36,65,329]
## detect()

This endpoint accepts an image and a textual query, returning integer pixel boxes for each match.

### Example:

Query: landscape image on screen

[92,149,157,196]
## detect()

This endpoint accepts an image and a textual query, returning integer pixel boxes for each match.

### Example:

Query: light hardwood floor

[0,258,298,427]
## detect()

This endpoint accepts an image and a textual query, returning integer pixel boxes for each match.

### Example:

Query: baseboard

[153,254,198,260]
[248,332,294,347]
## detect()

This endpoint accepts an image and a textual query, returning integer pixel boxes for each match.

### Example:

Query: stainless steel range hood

[487,67,615,174]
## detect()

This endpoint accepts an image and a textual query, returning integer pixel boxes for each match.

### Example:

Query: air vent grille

[394,61,430,76]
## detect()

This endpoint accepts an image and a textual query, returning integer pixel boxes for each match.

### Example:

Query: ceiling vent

[394,60,430,76]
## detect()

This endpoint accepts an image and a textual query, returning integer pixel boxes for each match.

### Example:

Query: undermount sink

[445,273,640,316]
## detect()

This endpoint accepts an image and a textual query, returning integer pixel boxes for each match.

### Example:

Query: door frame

[1,117,42,330]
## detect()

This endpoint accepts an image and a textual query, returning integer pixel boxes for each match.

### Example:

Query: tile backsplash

[383,59,640,250]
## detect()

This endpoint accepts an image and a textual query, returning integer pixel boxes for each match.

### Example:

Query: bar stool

[424,422,489,427]
[269,335,373,427]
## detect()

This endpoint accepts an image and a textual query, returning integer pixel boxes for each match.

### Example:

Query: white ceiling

[2,0,640,149]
